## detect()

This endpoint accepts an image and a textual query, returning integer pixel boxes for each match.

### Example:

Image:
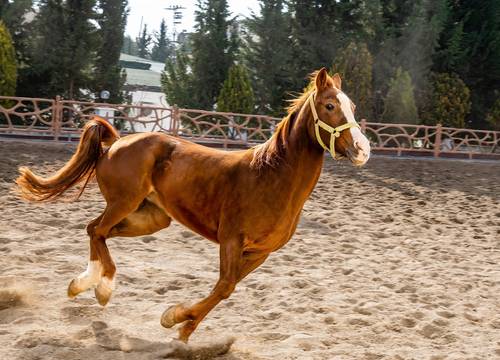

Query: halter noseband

[308,92,360,159]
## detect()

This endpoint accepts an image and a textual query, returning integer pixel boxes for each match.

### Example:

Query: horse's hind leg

[68,196,171,305]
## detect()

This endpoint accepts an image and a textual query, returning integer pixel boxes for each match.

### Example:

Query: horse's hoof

[67,279,80,299]
[94,278,114,306]
[161,305,181,328]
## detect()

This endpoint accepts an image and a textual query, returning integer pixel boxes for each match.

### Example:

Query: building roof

[120,53,164,90]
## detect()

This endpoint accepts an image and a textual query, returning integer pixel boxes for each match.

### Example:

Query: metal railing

[1,95,499,160]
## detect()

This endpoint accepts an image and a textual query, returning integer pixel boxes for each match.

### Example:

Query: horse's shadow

[18,320,241,360]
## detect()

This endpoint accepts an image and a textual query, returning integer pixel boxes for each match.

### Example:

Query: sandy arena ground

[0,140,499,360]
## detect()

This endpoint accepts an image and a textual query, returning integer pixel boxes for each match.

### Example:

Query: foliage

[122,34,138,56]
[486,96,500,130]
[151,19,173,63]
[0,0,32,67]
[0,20,16,96]
[243,0,293,116]
[217,64,254,114]
[420,72,470,128]
[93,0,128,103]
[161,45,194,108]
[136,24,151,58]
[333,42,373,120]
[382,67,418,124]
[190,0,237,109]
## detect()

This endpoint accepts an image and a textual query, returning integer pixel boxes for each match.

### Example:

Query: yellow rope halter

[308,92,360,159]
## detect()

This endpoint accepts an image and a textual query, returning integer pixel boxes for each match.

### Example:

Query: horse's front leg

[161,236,243,342]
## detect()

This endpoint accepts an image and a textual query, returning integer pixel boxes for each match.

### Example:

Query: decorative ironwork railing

[1,95,499,160]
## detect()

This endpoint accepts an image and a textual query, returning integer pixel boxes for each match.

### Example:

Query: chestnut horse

[16,68,370,342]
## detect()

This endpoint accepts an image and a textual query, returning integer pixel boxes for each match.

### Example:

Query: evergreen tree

[421,72,471,128]
[0,0,32,68]
[244,0,293,116]
[190,0,236,109]
[151,19,173,63]
[433,0,500,127]
[122,34,138,55]
[486,96,500,130]
[382,67,418,124]
[333,42,373,120]
[0,20,16,96]
[217,64,254,114]
[64,0,98,98]
[136,24,151,58]
[93,0,128,103]
[161,45,194,108]
[25,0,67,97]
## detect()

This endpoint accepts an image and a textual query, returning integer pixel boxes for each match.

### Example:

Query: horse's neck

[278,109,324,189]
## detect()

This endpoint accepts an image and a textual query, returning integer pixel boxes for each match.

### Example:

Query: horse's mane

[250,77,316,170]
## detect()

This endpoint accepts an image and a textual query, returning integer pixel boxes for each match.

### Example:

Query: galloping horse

[16,68,370,342]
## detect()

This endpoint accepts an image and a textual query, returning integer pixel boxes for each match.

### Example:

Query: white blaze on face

[336,92,371,165]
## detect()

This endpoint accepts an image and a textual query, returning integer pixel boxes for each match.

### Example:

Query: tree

[217,64,254,114]
[122,34,138,55]
[161,45,194,108]
[136,24,151,58]
[333,42,373,120]
[0,20,16,96]
[93,0,128,103]
[63,0,98,99]
[486,96,500,130]
[421,72,470,128]
[382,67,418,124]
[190,0,236,109]
[151,19,173,63]
[0,0,32,67]
[434,0,500,128]
[244,0,293,116]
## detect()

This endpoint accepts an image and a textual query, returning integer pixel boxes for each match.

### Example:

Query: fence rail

[1,95,499,160]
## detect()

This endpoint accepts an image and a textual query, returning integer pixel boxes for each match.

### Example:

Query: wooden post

[434,123,442,158]
[53,95,62,141]
[360,118,367,132]
[171,105,179,137]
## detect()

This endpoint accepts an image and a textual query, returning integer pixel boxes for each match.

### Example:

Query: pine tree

[217,64,254,114]
[151,19,173,63]
[333,42,373,120]
[244,0,293,116]
[27,0,67,97]
[93,0,128,103]
[382,67,418,124]
[486,96,500,130]
[0,0,32,68]
[64,0,98,99]
[122,34,138,55]
[136,24,151,58]
[421,72,471,128]
[161,45,194,108]
[0,20,16,96]
[190,0,236,109]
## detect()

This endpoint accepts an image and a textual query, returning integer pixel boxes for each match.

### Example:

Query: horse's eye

[326,104,335,111]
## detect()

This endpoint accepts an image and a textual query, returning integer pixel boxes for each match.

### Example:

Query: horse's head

[308,68,370,166]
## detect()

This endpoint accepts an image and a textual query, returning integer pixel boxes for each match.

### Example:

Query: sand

[0,140,499,360]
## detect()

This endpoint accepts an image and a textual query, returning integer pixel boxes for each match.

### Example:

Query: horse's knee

[218,281,236,300]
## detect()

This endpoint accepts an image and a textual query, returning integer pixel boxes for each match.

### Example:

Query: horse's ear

[332,73,342,90]
[315,68,329,90]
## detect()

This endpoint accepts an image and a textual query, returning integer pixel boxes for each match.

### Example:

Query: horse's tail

[16,116,120,202]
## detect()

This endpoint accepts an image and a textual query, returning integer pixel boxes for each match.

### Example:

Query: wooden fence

[1,95,499,160]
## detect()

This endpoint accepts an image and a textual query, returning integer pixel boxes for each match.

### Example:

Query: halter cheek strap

[308,93,360,159]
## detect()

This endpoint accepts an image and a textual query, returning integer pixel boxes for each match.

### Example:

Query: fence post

[53,95,62,141]
[360,118,367,132]
[434,123,442,158]
[171,105,179,137]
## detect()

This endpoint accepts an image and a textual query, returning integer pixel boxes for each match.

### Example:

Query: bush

[0,20,17,97]
[421,72,471,128]
[382,68,418,124]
